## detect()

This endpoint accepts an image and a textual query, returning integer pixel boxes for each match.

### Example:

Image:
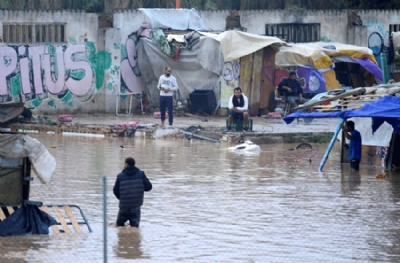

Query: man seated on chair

[227,87,249,132]
[278,71,306,107]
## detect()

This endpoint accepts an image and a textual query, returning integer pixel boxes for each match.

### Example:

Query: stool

[226,119,253,131]
[115,92,143,116]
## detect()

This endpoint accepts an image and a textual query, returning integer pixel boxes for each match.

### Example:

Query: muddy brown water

[1,133,400,263]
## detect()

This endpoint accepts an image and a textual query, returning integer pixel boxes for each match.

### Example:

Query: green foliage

[3,0,400,12]
[0,0,103,12]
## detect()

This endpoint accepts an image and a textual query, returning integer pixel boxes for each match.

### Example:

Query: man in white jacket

[157,66,179,128]
[227,87,249,131]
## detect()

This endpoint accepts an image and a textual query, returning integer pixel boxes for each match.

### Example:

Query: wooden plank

[239,53,253,105]
[64,206,82,234]
[41,206,60,234]
[7,206,15,215]
[53,206,71,234]
[296,87,366,110]
[249,49,263,115]
[0,208,6,220]
[260,46,275,110]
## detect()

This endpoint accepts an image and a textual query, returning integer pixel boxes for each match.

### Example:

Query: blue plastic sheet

[284,96,400,134]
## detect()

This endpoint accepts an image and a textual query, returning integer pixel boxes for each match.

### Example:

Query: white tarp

[137,37,220,113]
[0,134,56,184]
[339,118,393,147]
[139,8,205,30]
[199,31,285,62]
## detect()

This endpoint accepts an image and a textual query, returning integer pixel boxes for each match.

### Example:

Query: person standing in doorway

[341,121,362,171]
[227,87,249,132]
[113,157,152,227]
[278,71,306,107]
[157,66,178,128]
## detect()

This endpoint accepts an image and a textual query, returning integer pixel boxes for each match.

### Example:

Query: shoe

[227,126,232,131]
[243,126,249,132]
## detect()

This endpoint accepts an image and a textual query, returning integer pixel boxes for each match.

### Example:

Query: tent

[275,42,383,92]
[283,95,400,135]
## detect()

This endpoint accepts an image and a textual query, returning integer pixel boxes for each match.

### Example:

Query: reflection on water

[1,134,400,262]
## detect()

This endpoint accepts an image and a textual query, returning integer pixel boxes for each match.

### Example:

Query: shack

[275,42,383,95]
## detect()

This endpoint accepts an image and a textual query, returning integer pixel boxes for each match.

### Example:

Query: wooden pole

[176,0,180,8]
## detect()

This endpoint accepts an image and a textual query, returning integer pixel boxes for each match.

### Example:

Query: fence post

[103,175,107,263]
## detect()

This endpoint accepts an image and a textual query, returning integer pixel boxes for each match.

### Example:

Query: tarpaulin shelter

[0,133,57,236]
[0,133,91,235]
[284,95,400,169]
[275,42,383,93]
[198,31,286,115]
[284,95,400,134]
[135,15,286,115]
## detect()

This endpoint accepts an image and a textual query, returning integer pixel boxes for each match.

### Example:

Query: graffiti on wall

[366,20,390,67]
[220,60,240,108]
[120,37,145,93]
[0,40,111,108]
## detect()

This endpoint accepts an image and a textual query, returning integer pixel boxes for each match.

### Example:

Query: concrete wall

[199,10,349,44]
[0,9,398,114]
[0,10,115,114]
[360,10,400,66]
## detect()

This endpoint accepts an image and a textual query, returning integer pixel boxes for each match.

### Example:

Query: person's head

[289,72,297,80]
[124,157,135,168]
[234,87,242,98]
[345,121,355,132]
[165,66,172,77]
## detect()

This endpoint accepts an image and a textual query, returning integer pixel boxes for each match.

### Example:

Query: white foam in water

[154,128,178,138]
[18,129,39,133]
[62,132,105,138]
[47,131,55,134]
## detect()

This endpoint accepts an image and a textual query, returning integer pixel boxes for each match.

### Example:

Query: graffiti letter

[0,47,17,95]
[121,39,144,92]
[18,46,32,95]
[64,45,93,96]
[29,46,45,94]
[44,46,65,94]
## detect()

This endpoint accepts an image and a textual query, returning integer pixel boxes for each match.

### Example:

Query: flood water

[1,133,400,263]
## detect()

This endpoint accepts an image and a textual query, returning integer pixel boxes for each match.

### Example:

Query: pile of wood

[296,84,400,112]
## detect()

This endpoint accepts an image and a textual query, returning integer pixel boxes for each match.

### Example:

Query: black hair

[125,157,135,167]
[289,71,296,76]
[346,121,355,130]
[234,87,242,92]
[165,66,171,71]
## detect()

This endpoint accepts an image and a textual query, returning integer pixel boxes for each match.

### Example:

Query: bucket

[153,112,168,119]
[58,114,72,122]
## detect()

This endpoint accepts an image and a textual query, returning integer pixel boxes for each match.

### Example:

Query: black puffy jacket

[113,166,152,209]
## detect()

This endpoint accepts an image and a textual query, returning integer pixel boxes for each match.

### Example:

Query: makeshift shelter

[199,31,285,115]
[275,42,383,94]
[284,92,400,169]
[0,133,92,235]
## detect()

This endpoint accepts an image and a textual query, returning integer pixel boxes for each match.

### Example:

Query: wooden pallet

[0,204,92,234]
[297,86,400,112]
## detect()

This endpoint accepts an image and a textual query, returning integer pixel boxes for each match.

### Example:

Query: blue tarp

[284,95,400,134]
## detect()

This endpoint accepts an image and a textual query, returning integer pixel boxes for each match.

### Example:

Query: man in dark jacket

[278,71,306,107]
[113,157,152,227]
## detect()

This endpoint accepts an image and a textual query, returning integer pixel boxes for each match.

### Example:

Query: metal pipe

[103,175,107,263]
[319,118,344,172]
[179,130,220,143]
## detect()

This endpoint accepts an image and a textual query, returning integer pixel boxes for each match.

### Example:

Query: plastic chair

[115,92,143,116]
